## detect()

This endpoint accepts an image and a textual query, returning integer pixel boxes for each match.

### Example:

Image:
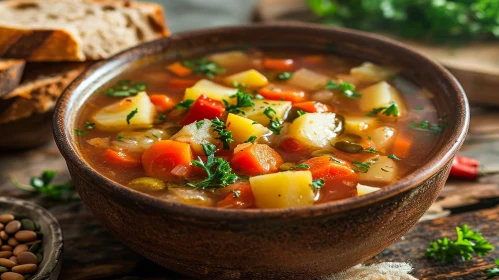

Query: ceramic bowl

[53,23,469,280]
[0,197,63,280]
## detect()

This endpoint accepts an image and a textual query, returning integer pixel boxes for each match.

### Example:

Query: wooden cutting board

[256,0,499,106]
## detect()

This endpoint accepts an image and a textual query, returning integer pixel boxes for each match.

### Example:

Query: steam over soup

[76,48,446,209]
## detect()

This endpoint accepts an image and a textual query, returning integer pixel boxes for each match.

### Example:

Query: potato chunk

[287,113,342,148]
[350,62,397,83]
[206,51,250,68]
[356,184,381,196]
[370,126,396,153]
[226,113,270,145]
[288,68,330,90]
[224,69,268,88]
[241,100,291,125]
[170,119,218,155]
[359,156,398,184]
[184,79,237,102]
[359,81,406,117]
[250,171,314,208]
[344,117,378,135]
[92,92,155,131]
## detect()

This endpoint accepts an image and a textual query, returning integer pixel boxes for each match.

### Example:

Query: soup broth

[76,47,446,209]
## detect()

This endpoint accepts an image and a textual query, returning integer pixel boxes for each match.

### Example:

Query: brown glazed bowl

[53,23,469,279]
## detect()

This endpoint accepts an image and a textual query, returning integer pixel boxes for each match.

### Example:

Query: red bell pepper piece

[449,156,479,180]
[180,95,225,125]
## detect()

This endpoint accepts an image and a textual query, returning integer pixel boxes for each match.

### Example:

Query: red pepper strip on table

[449,155,498,180]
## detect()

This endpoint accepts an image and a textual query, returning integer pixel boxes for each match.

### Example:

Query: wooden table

[1,106,498,279]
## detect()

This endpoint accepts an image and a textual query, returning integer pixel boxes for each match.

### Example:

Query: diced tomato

[279,137,308,153]
[293,101,332,113]
[149,94,174,112]
[142,140,193,181]
[168,78,198,89]
[217,182,255,209]
[231,143,283,176]
[258,84,306,103]
[167,62,192,77]
[103,149,141,168]
[263,58,294,71]
[180,95,225,125]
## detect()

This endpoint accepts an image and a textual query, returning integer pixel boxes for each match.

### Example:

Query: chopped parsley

[84,122,95,130]
[254,94,265,100]
[362,147,377,153]
[196,120,205,129]
[157,114,167,121]
[367,135,372,140]
[324,80,362,99]
[290,164,310,170]
[352,161,371,173]
[74,129,87,136]
[264,107,284,135]
[174,99,195,109]
[182,59,226,78]
[310,179,325,191]
[297,110,307,116]
[329,156,343,164]
[388,154,401,161]
[230,189,241,198]
[211,118,234,150]
[425,224,494,262]
[104,80,147,97]
[117,135,125,141]
[367,102,399,117]
[223,88,255,115]
[408,120,447,133]
[414,105,425,111]
[126,108,138,125]
[185,144,238,189]
[245,136,257,143]
[152,133,160,139]
[276,72,293,80]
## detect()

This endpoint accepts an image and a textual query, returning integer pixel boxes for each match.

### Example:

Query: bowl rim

[53,22,469,220]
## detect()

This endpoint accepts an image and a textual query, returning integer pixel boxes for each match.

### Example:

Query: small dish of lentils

[0,198,62,280]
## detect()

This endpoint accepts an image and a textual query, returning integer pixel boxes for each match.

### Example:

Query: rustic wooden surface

[0,106,498,279]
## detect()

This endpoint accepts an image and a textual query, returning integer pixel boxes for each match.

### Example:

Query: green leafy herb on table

[182,59,226,78]
[307,0,499,43]
[425,224,494,262]
[186,144,238,189]
[104,80,147,97]
[13,170,79,201]
[486,259,499,278]
[324,80,362,99]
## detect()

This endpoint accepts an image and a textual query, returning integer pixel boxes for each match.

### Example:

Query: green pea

[128,177,166,192]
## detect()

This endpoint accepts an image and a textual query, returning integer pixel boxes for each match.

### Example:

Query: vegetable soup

[75,48,447,209]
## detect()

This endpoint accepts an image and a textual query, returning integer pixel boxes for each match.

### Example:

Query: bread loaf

[0,0,169,61]
[0,59,25,97]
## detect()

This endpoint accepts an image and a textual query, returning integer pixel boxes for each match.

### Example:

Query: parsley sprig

[324,80,362,99]
[13,170,79,201]
[409,120,447,133]
[104,80,147,97]
[264,107,284,135]
[367,102,399,117]
[174,99,195,109]
[426,225,495,262]
[212,118,234,150]
[186,144,238,189]
[223,88,255,115]
[311,179,325,191]
[182,59,226,78]
[352,161,371,173]
[276,72,293,80]
[126,108,138,125]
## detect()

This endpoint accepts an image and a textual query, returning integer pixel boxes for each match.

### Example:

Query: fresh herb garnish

[264,107,284,135]
[290,164,310,170]
[324,80,362,99]
[425,224,495,262]
[388,154,401,160]
[74,129,87,136]
[13,170,78,201]
[84,122,95,130]
[297,110,307,116]
[254,94,265,100]
[223,88,255,115]
[230,189,241,198]
[486,260,499,278]
[211,118,234,150]
[329,156,343,164]
[367,135,372,140]
[182,59,226,78]
[367,102,399,117]
[311,179,325,191]
[126,108,138,125]
[157,114,167,121]
[362,147,377,153]
[196,120,205,129]
[352,161,371,173]
[104,80,147,97]
[276,72,293,80]
[185,144,238,189]
[117,135,125,141]
[174,99,195,109]
[414,105,425,111]
[245,136,257,143]
[408,120,447,133]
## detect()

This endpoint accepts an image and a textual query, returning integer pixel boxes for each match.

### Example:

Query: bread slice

[0,59,25,97]
[0,0,169,61]
[0,62,89,123]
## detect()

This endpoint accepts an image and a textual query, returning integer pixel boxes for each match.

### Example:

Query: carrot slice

[103,149,141,168]
[231,143,284,176]
[149,94,174,112]
[142,140,193,181]
[263,58,294,71]
[302,55,325,64]
[392,134,412,159]
[167,62,192,77]
[168,78,198,88]
[180,95,225,125]
[258,84,306,103]
[293,101,332,113]
[217,182,255,209]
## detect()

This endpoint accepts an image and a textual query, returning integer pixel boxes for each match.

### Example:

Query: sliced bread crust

[0,0,169,61]
[0,59,25,97]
